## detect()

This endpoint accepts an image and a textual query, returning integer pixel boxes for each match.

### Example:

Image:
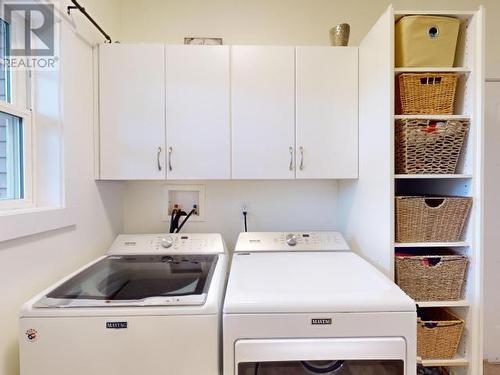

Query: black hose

[176,208,196,233]
[170,209,184,233]
[243,210,248,232]
[169,209,177,233]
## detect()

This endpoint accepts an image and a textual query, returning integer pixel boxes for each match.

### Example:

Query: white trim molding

[0,206,75,242]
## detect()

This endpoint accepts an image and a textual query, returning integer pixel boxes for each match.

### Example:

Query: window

[0,18,10,102]
[0,15,32,210]
[0,111,23,200]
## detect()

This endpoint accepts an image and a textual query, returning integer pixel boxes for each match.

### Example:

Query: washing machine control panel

[235,232,350,252]
[107,233,225,255]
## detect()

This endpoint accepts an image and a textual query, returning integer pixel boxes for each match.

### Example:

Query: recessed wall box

[163,185,206,222]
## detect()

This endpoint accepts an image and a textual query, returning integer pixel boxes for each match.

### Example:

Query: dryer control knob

[161,236,174,248]
[286,233,297,246]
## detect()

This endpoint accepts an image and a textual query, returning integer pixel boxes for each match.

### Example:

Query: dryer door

[235,338,406,375]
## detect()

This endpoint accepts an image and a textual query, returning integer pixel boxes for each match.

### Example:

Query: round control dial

[161,236,174,248]
[285,233,297,246]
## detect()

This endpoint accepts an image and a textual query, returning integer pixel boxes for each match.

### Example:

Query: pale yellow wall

[115,0,499,78]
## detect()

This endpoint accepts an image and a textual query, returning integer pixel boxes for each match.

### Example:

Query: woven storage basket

[395,119,469,174]
[395,196,472,243]
[418,366,450,375]
[397,73,459,115]
[417,308,464,359]
[395,254,467,301]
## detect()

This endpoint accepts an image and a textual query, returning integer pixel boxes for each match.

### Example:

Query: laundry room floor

[485,363,500,375]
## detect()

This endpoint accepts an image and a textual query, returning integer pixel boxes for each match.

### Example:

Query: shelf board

[394,241,470,248]
[395,174,472,179]
[416,300,469,308]
[395,115,470,120]
[417,356,469,367]
[394,10,476,22]
[395,67,471,73]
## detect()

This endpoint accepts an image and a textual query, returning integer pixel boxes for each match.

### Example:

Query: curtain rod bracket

[67,0,113,43]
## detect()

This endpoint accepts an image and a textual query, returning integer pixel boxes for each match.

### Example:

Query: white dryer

[20,233,228,375]
[223,232,417,375]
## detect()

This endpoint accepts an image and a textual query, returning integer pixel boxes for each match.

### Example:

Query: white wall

[484,81,500,362]
[124,180,339,249]
[0,10,123,375]
[115,0,499,78]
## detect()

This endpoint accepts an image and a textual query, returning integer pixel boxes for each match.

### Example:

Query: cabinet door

[165,45,230,179]
[295,47,358,179]
[231,46,295,179]
[99,44,166,180]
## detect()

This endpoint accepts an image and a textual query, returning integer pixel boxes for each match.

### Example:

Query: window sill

[0,207,76,242]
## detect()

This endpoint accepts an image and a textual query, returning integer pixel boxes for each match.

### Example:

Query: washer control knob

[161,236,174,248]
[286,233,298,246]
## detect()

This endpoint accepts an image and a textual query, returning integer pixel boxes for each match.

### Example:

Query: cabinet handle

[299,146,304,171]
[168,147,173,171]
[157,147,162,171]
[289,146,294,171]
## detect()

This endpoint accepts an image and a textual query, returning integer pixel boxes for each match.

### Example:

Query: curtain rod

[67,0,113,43]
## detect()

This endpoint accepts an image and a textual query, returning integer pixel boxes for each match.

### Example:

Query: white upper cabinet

[98,44,359,181]
[165,45,231,179]
[99,44,166,180]
[231,46,296,179]
[295,47,359,179]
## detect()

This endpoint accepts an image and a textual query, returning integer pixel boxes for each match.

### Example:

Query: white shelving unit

[418,356,470,368]
[339,6,484,375]
[395,67,471,73]
[394,9,483,375]
[395,241,470,248]
[395,115,470,120]
[395,174,473,179]
[417,300,470,308]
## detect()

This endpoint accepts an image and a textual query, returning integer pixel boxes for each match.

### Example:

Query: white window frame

[0,100,32,209]
[0,6,33,210]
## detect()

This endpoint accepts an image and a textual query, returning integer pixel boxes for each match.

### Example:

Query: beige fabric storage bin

[396,16,460,67]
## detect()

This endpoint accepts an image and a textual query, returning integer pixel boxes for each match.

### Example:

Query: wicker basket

[417,308,464,359]
[395,253,467,301]
[395,119,469,174]
[395,196,472,243]
[418,366,450,375]
[397,73,459,115]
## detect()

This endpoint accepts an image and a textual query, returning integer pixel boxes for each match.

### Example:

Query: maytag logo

[106,321,128,329]
[311,318,332,325]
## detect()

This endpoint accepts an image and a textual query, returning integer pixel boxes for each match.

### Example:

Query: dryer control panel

[107,233,226,255]
[234,232,350,252]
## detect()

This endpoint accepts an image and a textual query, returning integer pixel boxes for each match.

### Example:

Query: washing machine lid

[223,251,415,314]
[34,254,219,308]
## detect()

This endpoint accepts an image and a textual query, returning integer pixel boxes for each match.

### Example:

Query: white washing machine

[223,232,417,375]
[20,233,228,375]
